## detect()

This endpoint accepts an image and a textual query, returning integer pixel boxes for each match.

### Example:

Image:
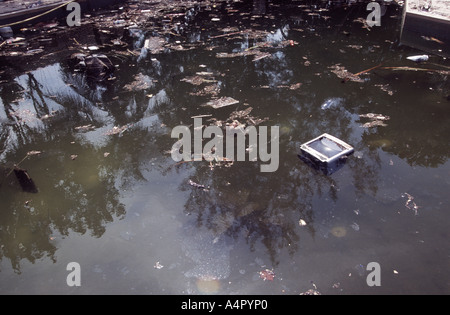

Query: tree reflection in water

[0,0,448,278]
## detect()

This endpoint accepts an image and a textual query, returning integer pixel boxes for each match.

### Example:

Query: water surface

[0,0,449,294]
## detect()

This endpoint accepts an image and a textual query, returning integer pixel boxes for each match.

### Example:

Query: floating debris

[27,150,42,156]
[228,107,253,120]
[402,192,420,215]
[300,282,321,295]
[24,48,44,56]
[105,124,131,136]
[300,289,321,295]
[142,37,167,54]
[375,84,394,96]
[421,36,444,44]
[202,97,239,109]
[188,179,206,190]
[329,64,365,83]
[359,112,390,128]
[406,55,429,62]
[321,97,344,110]
[277,83,303,90]
[123,73,154,91]
[216,50,259,59]
[154,261,164,269]
[84,54,115,80]
[347,45,363,50]
[359,113,390,121]
[259,269,275,281]
[75,124,95,132]
[181,75,216,86]
[353,17,371,30]
[361,121,388,128]
[288,82,303,90]
[252,52,272,62]
[190,84,221,96]
[70,155,78,160]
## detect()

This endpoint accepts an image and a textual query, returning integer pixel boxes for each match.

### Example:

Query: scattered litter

[359,113,390,121]
[252,52,272,62]
[299,133,354,175]
[70,155,78,160]
[375,84,394,96]
[228,107,253,120]
[75,124,95,132]
[216,50,259,59]
[300,282,321,295]
[24,48,44,56]
[85,54,115,79]
[190,84,221,96]
[359,112,390,128]
[402,192,420,215]
[123,73,154,91]
[329,64,365,83]
[298,219,307,226]
[361,120,388,128]
[188,179,206,190]
[347,45,363,50]
[154,261,164,269]
[259,269,275,281]
[141,37,167,55]
[27,150,42,156]
[300,289,321,295]
[202,97,239,109]
[277,83,303,90]
[406,55,429,62]
[321,97,344,110]
[105,124,131,136]
[289,82,303,90]
[421,36,444,44]
[181,75,216,86]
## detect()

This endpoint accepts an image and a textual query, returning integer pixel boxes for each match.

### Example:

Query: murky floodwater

[1,0,449,295]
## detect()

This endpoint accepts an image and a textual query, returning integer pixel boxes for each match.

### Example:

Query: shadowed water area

[0,0,449,294]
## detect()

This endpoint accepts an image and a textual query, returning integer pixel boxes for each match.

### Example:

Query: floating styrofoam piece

[406,55,429,62]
